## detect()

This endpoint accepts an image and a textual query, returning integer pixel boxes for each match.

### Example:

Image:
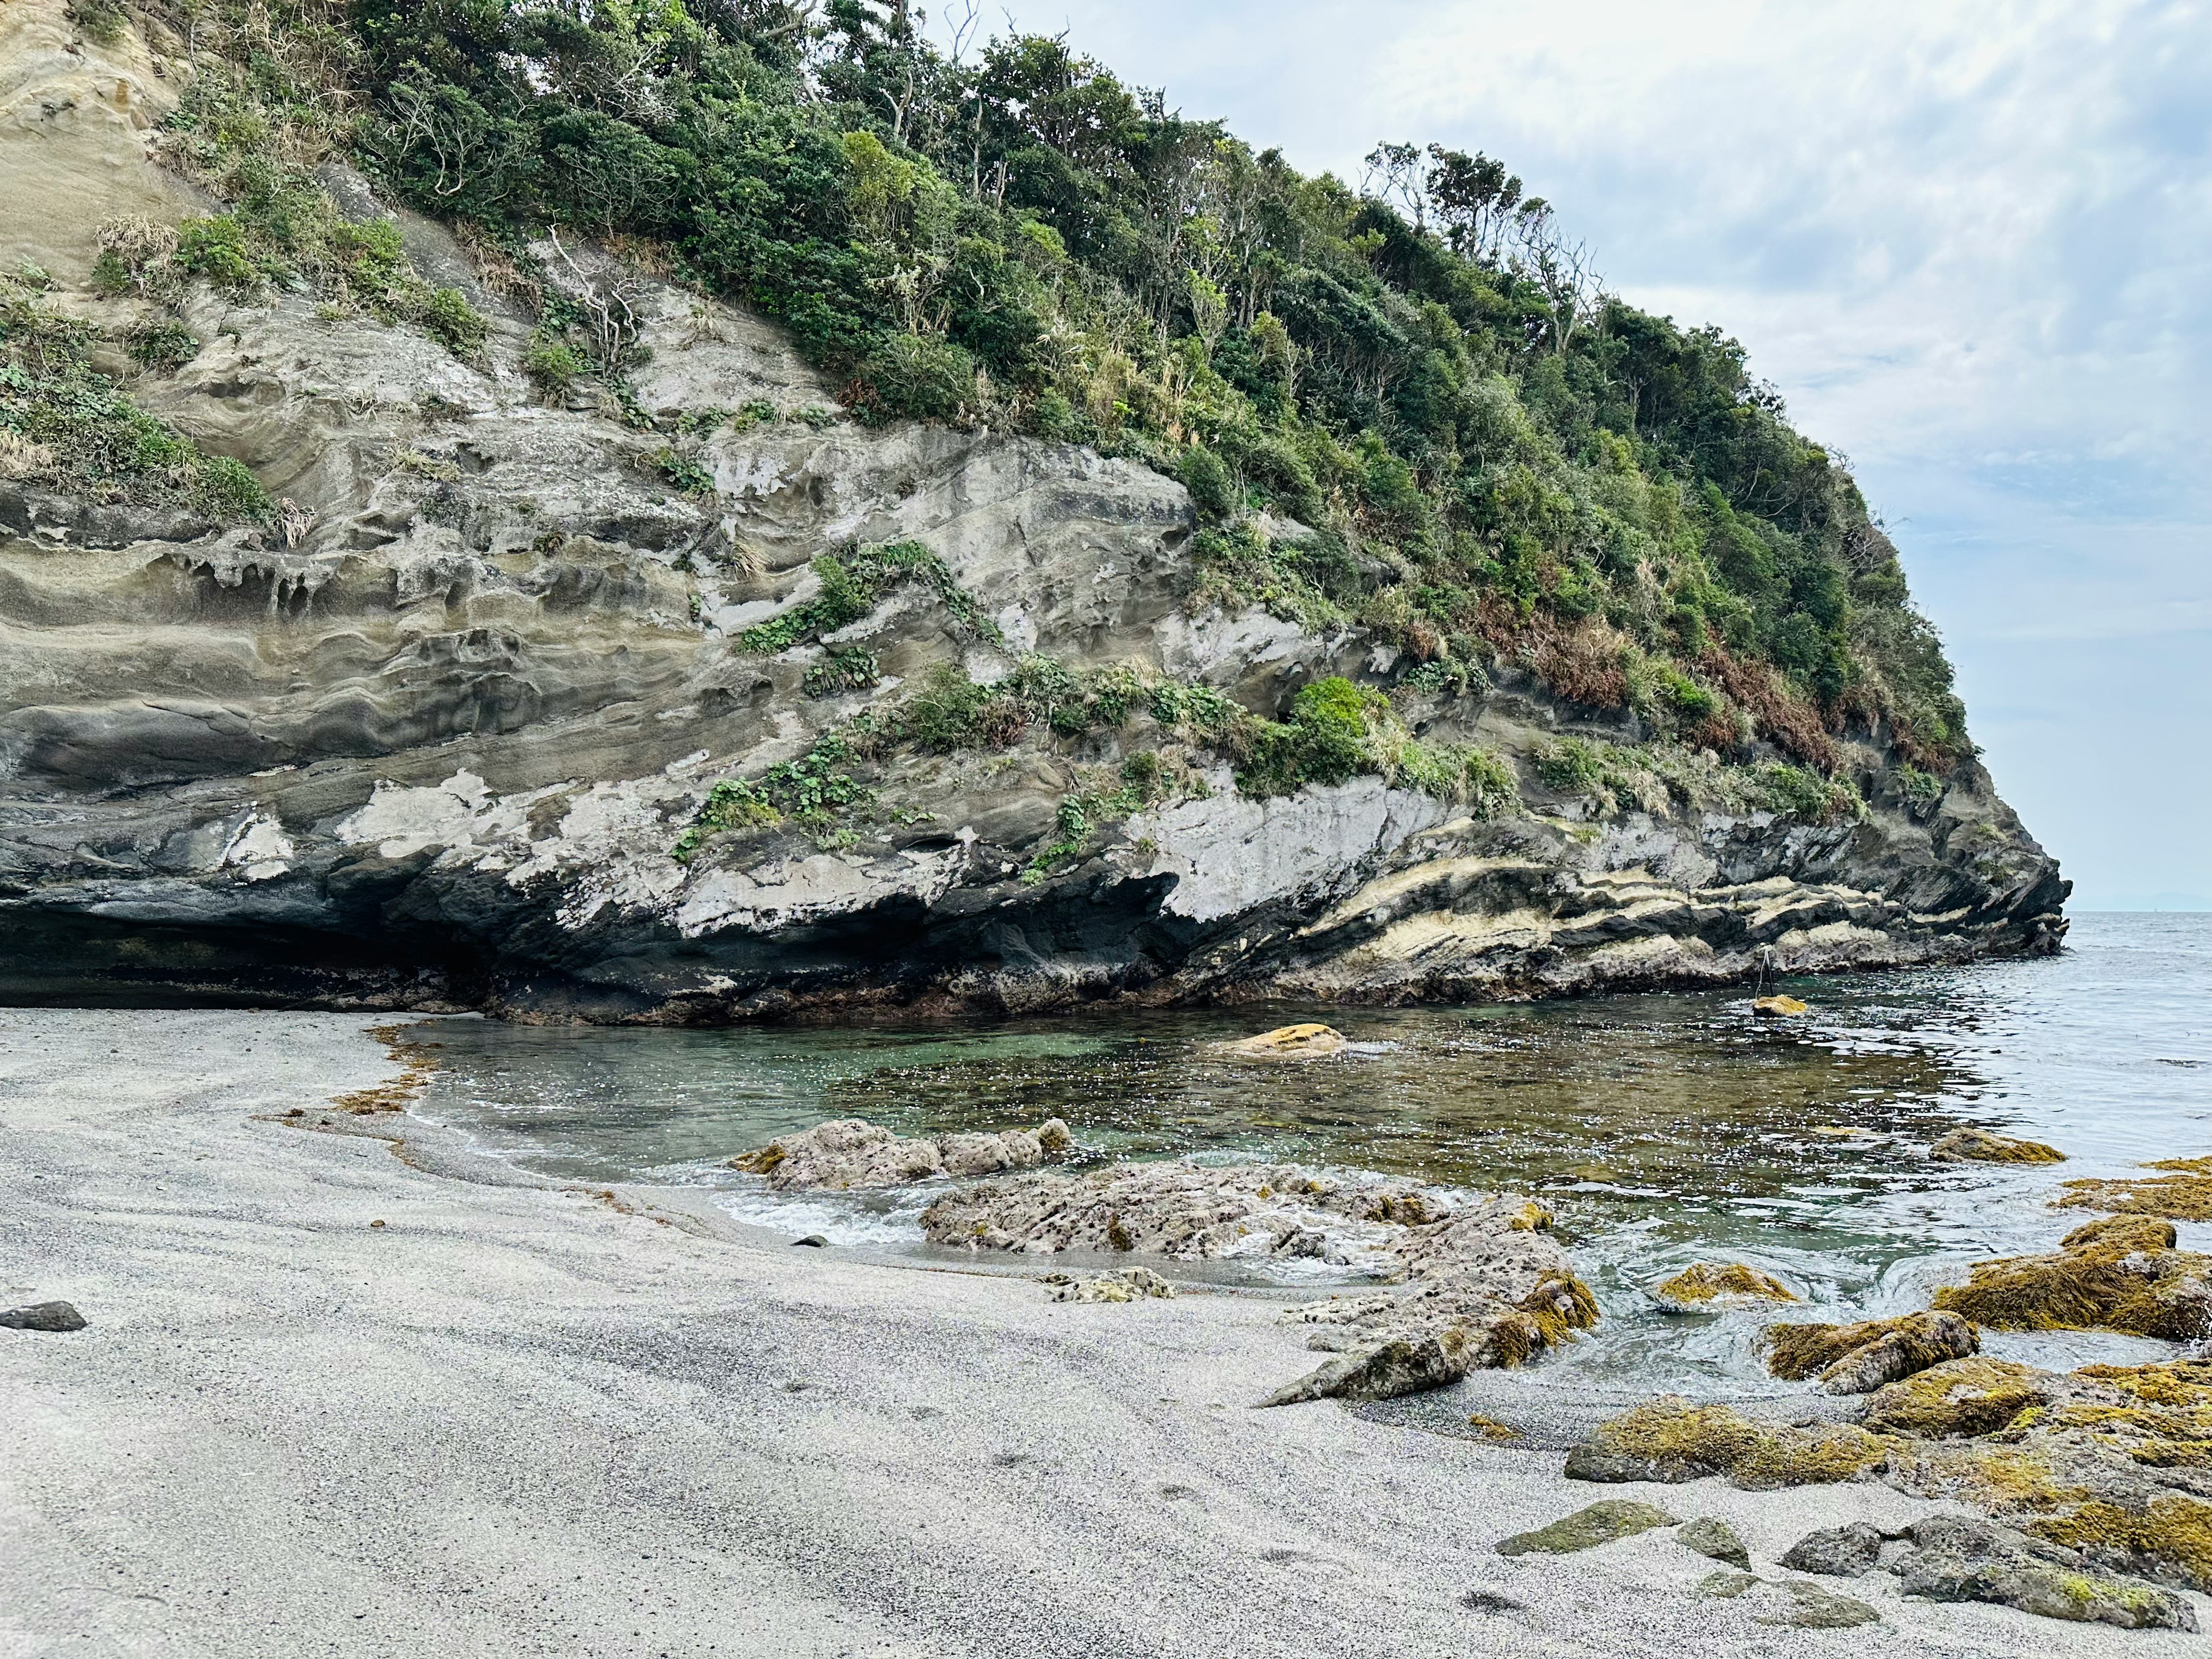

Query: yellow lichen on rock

[2031,1495,2212,1593]
[1862,1357,2048,1439]
[1652,1262,1798,1311]
[1929,1127,2067,1164]
[1930,1215,2212,1341]
[1569,1396,1895,1489]
[1217,1023,1346,1059]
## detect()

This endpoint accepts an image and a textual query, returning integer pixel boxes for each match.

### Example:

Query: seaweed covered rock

[1563,1398,1894,1488]
[2055,1155,2212,1223]
[1861,1357,2048,1438]
[1929,1127,2067,1165]
[1759,1310,1979,1393]
[1649,1262,1798,1312]
[731,1117,1073,1190]
[1894,1514,2196,1630]
[1930,1215,2212,1340]
[1494,1500,1675,1557]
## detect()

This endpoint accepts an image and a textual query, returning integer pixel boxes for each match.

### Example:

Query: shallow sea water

[404,912,2212,1392]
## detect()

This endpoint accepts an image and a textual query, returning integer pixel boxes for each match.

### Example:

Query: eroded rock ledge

[0,24,2067,1017]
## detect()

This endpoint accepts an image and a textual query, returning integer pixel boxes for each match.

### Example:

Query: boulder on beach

[730,1117,1074,1191]
[1894,1514,2196,1630]
[1779,1522,1883,1578]
[1494,1499,1675,1557]
[1042,1267,1175,1304]
[1759,1310,1979,1393]
[0,1301,88,1332]
[1650,1262,1798,1312]
[1676,1516,1751,1569]
[1929,1127,2067,1164]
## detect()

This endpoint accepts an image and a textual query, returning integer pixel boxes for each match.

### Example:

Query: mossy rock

[1567,1397,1895,1490]
[1760,1310,1977,1392]
[1677,1516,1751,1569]
[1495,1499,1675,1556]
[1650,1262,1797,1312]
[2055,1155,2212,1223]
[1863,1357,2048,1439]
[1930,1127,2066,1164]
[2032,1494,2212,1593]
[1930,1215,2212,1341]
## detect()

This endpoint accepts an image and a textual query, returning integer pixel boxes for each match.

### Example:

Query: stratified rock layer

[0,18,2069,1019]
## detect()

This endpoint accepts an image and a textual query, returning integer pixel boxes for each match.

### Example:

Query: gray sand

[1,1009,2200,1657]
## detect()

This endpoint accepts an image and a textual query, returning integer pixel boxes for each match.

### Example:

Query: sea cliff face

[0,8,2066,1018]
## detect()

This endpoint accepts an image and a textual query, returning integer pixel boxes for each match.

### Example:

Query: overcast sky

[972,0,2212,908]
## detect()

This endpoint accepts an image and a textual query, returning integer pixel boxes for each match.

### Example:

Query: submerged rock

[1779,1522,1883,1577]
[1895,1514,2196,1630]
[1650,1262,1797,1312]
[731,1117,1073,1191]
[1929,1127,2067,1164]
[1214,1023,1346,1060]
[1042,1267,1175,1304]
[1494,1500,1675,1556]
[0,1301,88,1332]
[2055,1155,2212,1223]
[1676,1516,1751,1570]
[1931,1215,2212,1340]
[1760,1310,1979,1393]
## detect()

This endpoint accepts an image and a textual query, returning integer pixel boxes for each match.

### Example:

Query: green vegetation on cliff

[122,0,1968,776]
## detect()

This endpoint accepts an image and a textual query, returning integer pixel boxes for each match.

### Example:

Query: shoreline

[2,1006,2202,1657]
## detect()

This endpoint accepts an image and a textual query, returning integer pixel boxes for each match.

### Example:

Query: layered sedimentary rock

[0,16,2068,1017]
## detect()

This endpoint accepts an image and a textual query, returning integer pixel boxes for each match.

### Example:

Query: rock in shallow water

[0,1301,88,1332]
[1931,1214,2212,1341]
[1778,1522,1883,1577]
[732,1118,1073,1191]
[2055,1154,2212,1223]
[1495,1500,1675,1556]
[1929,1127,2066,1164]
[1650,1262,1797,1312]
[1759,1309,1979,1393]
[1213,1023,1346,1059]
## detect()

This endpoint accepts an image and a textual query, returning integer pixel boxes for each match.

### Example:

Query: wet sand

[1,1007,2200,1657]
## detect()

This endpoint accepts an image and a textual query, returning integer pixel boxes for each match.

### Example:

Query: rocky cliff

[0,5,2067,1018]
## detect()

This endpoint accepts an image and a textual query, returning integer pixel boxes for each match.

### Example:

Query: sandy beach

[2,1007,2202,1658]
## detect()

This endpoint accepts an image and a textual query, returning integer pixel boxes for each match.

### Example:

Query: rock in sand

[0,1301,88,1332]
[1494,1500,1675,1556]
